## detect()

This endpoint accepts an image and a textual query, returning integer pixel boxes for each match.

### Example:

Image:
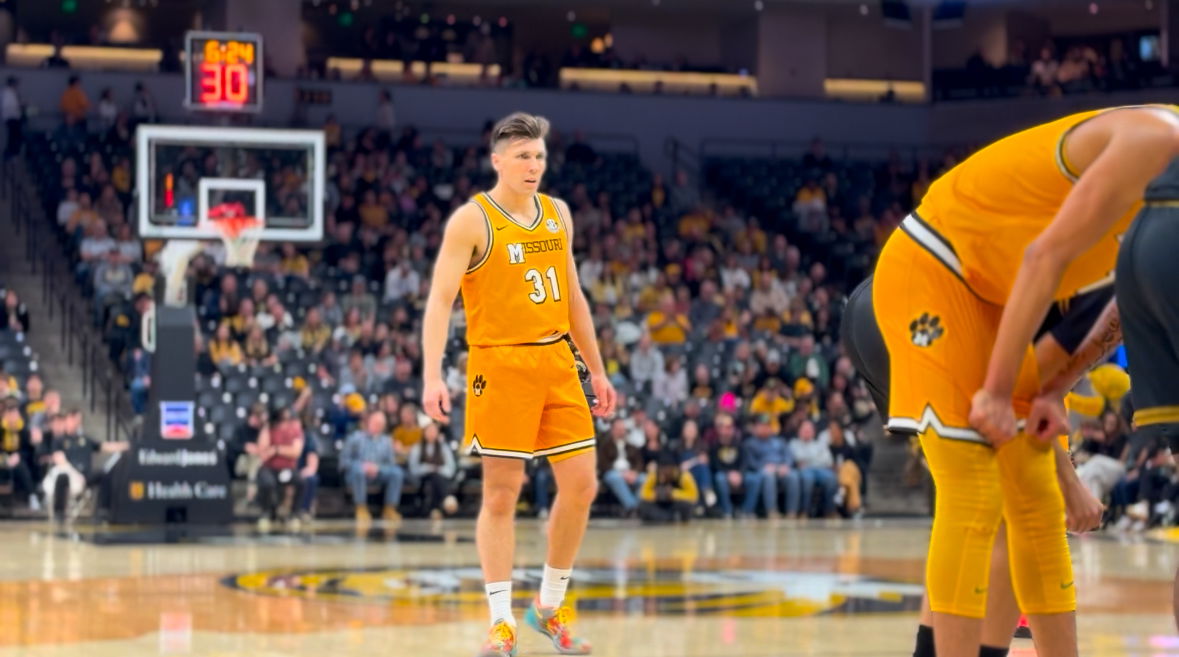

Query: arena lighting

[559,68,758,95]
[6,44,161,71]
[824,77,924,103]
[325,57,500,81]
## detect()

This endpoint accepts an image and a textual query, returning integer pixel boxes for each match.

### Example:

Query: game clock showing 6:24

[184,31,263,113]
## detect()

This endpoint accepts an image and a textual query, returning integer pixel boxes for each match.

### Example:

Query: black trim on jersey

[466,202,495,273]
[468,333,568,348]
[909,211,959,257]
[898,214,996,306]
[484,192,544,231]
[551,195,573,241]
[898,217,969,289]
[1056,105,1176,183]
[1055,126,1081,183]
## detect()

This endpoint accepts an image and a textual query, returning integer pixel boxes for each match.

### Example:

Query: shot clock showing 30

[184,31,263,113]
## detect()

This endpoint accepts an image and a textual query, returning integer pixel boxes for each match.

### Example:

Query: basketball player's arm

[421,204,484,422]
[1038,298,1121,399]
[555,198,616,417]
[974,111,1179,443]
[1033,312,1116,532]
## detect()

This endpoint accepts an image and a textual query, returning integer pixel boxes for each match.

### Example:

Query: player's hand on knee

[1027,393,1069,443]
[590,374,617,418]
[1063,481,1105,533]
[422,380,451,423]
[969,388,1017,447]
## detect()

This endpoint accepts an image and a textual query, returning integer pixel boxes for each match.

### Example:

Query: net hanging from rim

[207,202,263,268]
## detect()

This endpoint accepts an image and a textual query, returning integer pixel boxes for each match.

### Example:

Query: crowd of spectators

[28,80,896,524]
[20,72,1175,531]
[934,35,1165,101]
[0,362,129,519]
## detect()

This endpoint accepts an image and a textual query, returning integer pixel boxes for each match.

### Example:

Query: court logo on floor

[223,563,923,620]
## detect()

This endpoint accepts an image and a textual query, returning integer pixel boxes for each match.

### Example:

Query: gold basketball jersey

[461,192,572,347]
[916,107,1175,303]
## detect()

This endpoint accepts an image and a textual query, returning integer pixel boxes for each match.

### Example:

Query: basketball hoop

[206,202,263,268]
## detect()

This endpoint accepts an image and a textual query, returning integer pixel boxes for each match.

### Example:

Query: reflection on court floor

[0,519,1170,656]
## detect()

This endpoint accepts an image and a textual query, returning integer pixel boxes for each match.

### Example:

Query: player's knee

[937,478,1004,520]
[562,475,598,508]
[482,483,522,517]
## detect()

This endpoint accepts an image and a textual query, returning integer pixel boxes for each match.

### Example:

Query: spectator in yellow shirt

[358,189,390,229]
[300,308,331,353]
[646,293,690,345]
[59,76,89,125]
[752,306,783,333]
[749,379,795,434]
[208,323,243,368]
[280,243,310,278]
[639,451,699,523]
[391,403,423,465]
[677,209,711,240]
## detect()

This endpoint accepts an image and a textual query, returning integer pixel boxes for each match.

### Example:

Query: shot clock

[184,31,264,113]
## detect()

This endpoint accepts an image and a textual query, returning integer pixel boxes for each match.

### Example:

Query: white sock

[485,581,515,626]
[539,565,572,609]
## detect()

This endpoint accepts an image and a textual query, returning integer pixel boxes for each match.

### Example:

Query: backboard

[136,125,325,242]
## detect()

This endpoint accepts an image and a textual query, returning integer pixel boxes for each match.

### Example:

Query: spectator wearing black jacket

[0,289,29,332]
[709,413,761,518]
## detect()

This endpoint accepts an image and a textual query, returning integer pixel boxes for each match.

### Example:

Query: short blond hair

[491,112,550,151]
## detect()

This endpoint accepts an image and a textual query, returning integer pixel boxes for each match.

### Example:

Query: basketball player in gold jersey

[871,105,1179,657]
[845,277,1111,657]
[422,113,616,657]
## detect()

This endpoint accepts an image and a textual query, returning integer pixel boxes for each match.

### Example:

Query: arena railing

[697,137,953,164]
[3,159,136,445]
[663,137,700,182]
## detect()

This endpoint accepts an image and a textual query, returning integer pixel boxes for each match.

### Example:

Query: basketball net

[206,202,263,269]
[156,202,262,308]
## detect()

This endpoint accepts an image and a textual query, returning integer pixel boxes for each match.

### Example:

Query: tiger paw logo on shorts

[909,312,944,347]
[472,374,487,397]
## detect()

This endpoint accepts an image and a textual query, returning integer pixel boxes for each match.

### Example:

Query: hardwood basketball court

[0,519,1171,656]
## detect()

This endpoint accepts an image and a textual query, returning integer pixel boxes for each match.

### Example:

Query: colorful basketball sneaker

[524,600,592,654]
[476,620,518,657]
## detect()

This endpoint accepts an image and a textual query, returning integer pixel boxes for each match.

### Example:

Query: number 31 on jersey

[526,266,562,304]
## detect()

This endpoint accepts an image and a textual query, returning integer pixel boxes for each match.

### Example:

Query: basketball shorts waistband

[469,333,569,349]
[898,213,965,280]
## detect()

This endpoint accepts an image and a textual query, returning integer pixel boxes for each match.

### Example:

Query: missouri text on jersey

[507,238,564,265]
